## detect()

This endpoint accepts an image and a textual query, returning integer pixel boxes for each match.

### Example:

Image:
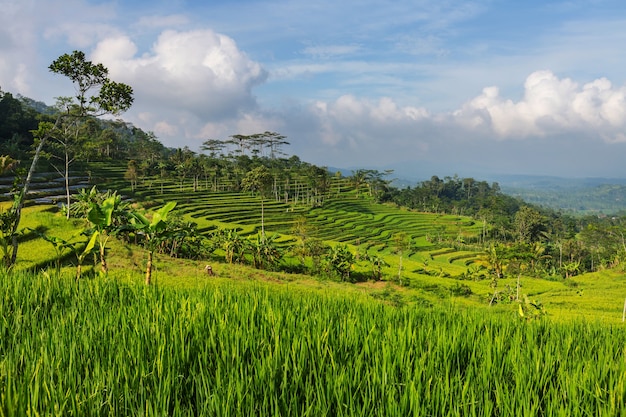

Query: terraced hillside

[120,170,486,283]
[9,162,626,320]
[2,162,486,285]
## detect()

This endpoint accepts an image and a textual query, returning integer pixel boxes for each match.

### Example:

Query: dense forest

[1,83,625,281]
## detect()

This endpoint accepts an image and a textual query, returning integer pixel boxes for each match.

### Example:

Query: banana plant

[220,229,246,264]
[249,233,283,270]
[130,201,177,285]
[363,252,389,281]
[75,232,98,280]
[35,232,73,277]
[32,228,99,280]
[324,244,355,282]
[86,193,122,275]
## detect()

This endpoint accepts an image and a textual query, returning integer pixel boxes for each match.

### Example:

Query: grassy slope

[4,271,625,416]
[8,162,626,324]
[12,204,626,325]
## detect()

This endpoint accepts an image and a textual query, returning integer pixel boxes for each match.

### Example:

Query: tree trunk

[145,251,153,285]
[64,150,71,219]
[261,198,265,238]
[100,244,108,275]
[489,290,498,306]
[10,114,67,265]
[10,134,51,265]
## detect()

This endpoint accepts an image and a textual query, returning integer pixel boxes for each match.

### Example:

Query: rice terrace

[2,52,626,416]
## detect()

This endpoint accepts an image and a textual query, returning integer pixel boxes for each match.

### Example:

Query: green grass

[9,202,626,324]
[1,271,626,416]
[5,168,626,414]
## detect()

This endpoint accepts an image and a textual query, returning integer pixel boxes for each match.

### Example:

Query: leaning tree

[8,51,133,266]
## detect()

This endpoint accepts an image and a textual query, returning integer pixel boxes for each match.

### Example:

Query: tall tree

[262,131,290,159]
[350,169,369,198]
[41,97,87,218]
[9,51,133,265]
[514,206,548,244]
[201,138,227,157]
[241,165,273,237]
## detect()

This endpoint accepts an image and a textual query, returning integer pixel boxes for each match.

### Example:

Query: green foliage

[449,281,473,297]
[84,191,128,275]
[219,229,247,264]
[130,201,177,284]
[75,231,98,280]
[0,92,39,159]
[241,165,273,197]
[514,205,548,243]
[0,205,18,268]
[324,244,356,282]
[362,251,389,281]
[518,295,547,321]
[249,233,283,270]
[33,230,74,277]
[48,50,133,116]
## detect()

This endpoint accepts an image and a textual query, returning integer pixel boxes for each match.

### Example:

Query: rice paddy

[2,271,626,416]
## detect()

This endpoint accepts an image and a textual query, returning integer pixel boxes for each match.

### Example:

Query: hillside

[1,161,624,324]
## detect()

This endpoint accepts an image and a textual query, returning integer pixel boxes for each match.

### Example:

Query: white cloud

[90,29,268,146]
[305,95,435,166]
[3,0,626,177]
[0,0,118,96]
[95,29,266,115]
[44,23,122,49]
[300,70,626,171]
[452,70,626,141]
[154,120,178,138]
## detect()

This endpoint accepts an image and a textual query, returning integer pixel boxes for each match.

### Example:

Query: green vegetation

[3,50,626,414]
[2,271,626,416]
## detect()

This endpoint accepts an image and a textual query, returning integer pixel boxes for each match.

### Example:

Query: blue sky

[2,0,626,180]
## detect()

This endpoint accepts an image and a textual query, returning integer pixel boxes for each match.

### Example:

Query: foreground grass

[1,271,626,416]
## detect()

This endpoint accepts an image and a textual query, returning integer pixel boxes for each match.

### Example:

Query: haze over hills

[332,160,626,215]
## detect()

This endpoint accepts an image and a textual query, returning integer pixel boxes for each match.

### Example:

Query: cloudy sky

[2,0,626,180]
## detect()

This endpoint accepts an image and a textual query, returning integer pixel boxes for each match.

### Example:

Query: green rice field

[1,270,626,416]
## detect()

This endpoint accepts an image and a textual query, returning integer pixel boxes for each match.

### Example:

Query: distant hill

[493,175,626,214]
[330,163,626,214]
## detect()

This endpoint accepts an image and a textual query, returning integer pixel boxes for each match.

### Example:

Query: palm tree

[157,161,169,194]
[350,169,369,198]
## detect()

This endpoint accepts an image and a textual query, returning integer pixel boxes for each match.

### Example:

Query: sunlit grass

[2,270,626,416]
[7,202,626,325]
